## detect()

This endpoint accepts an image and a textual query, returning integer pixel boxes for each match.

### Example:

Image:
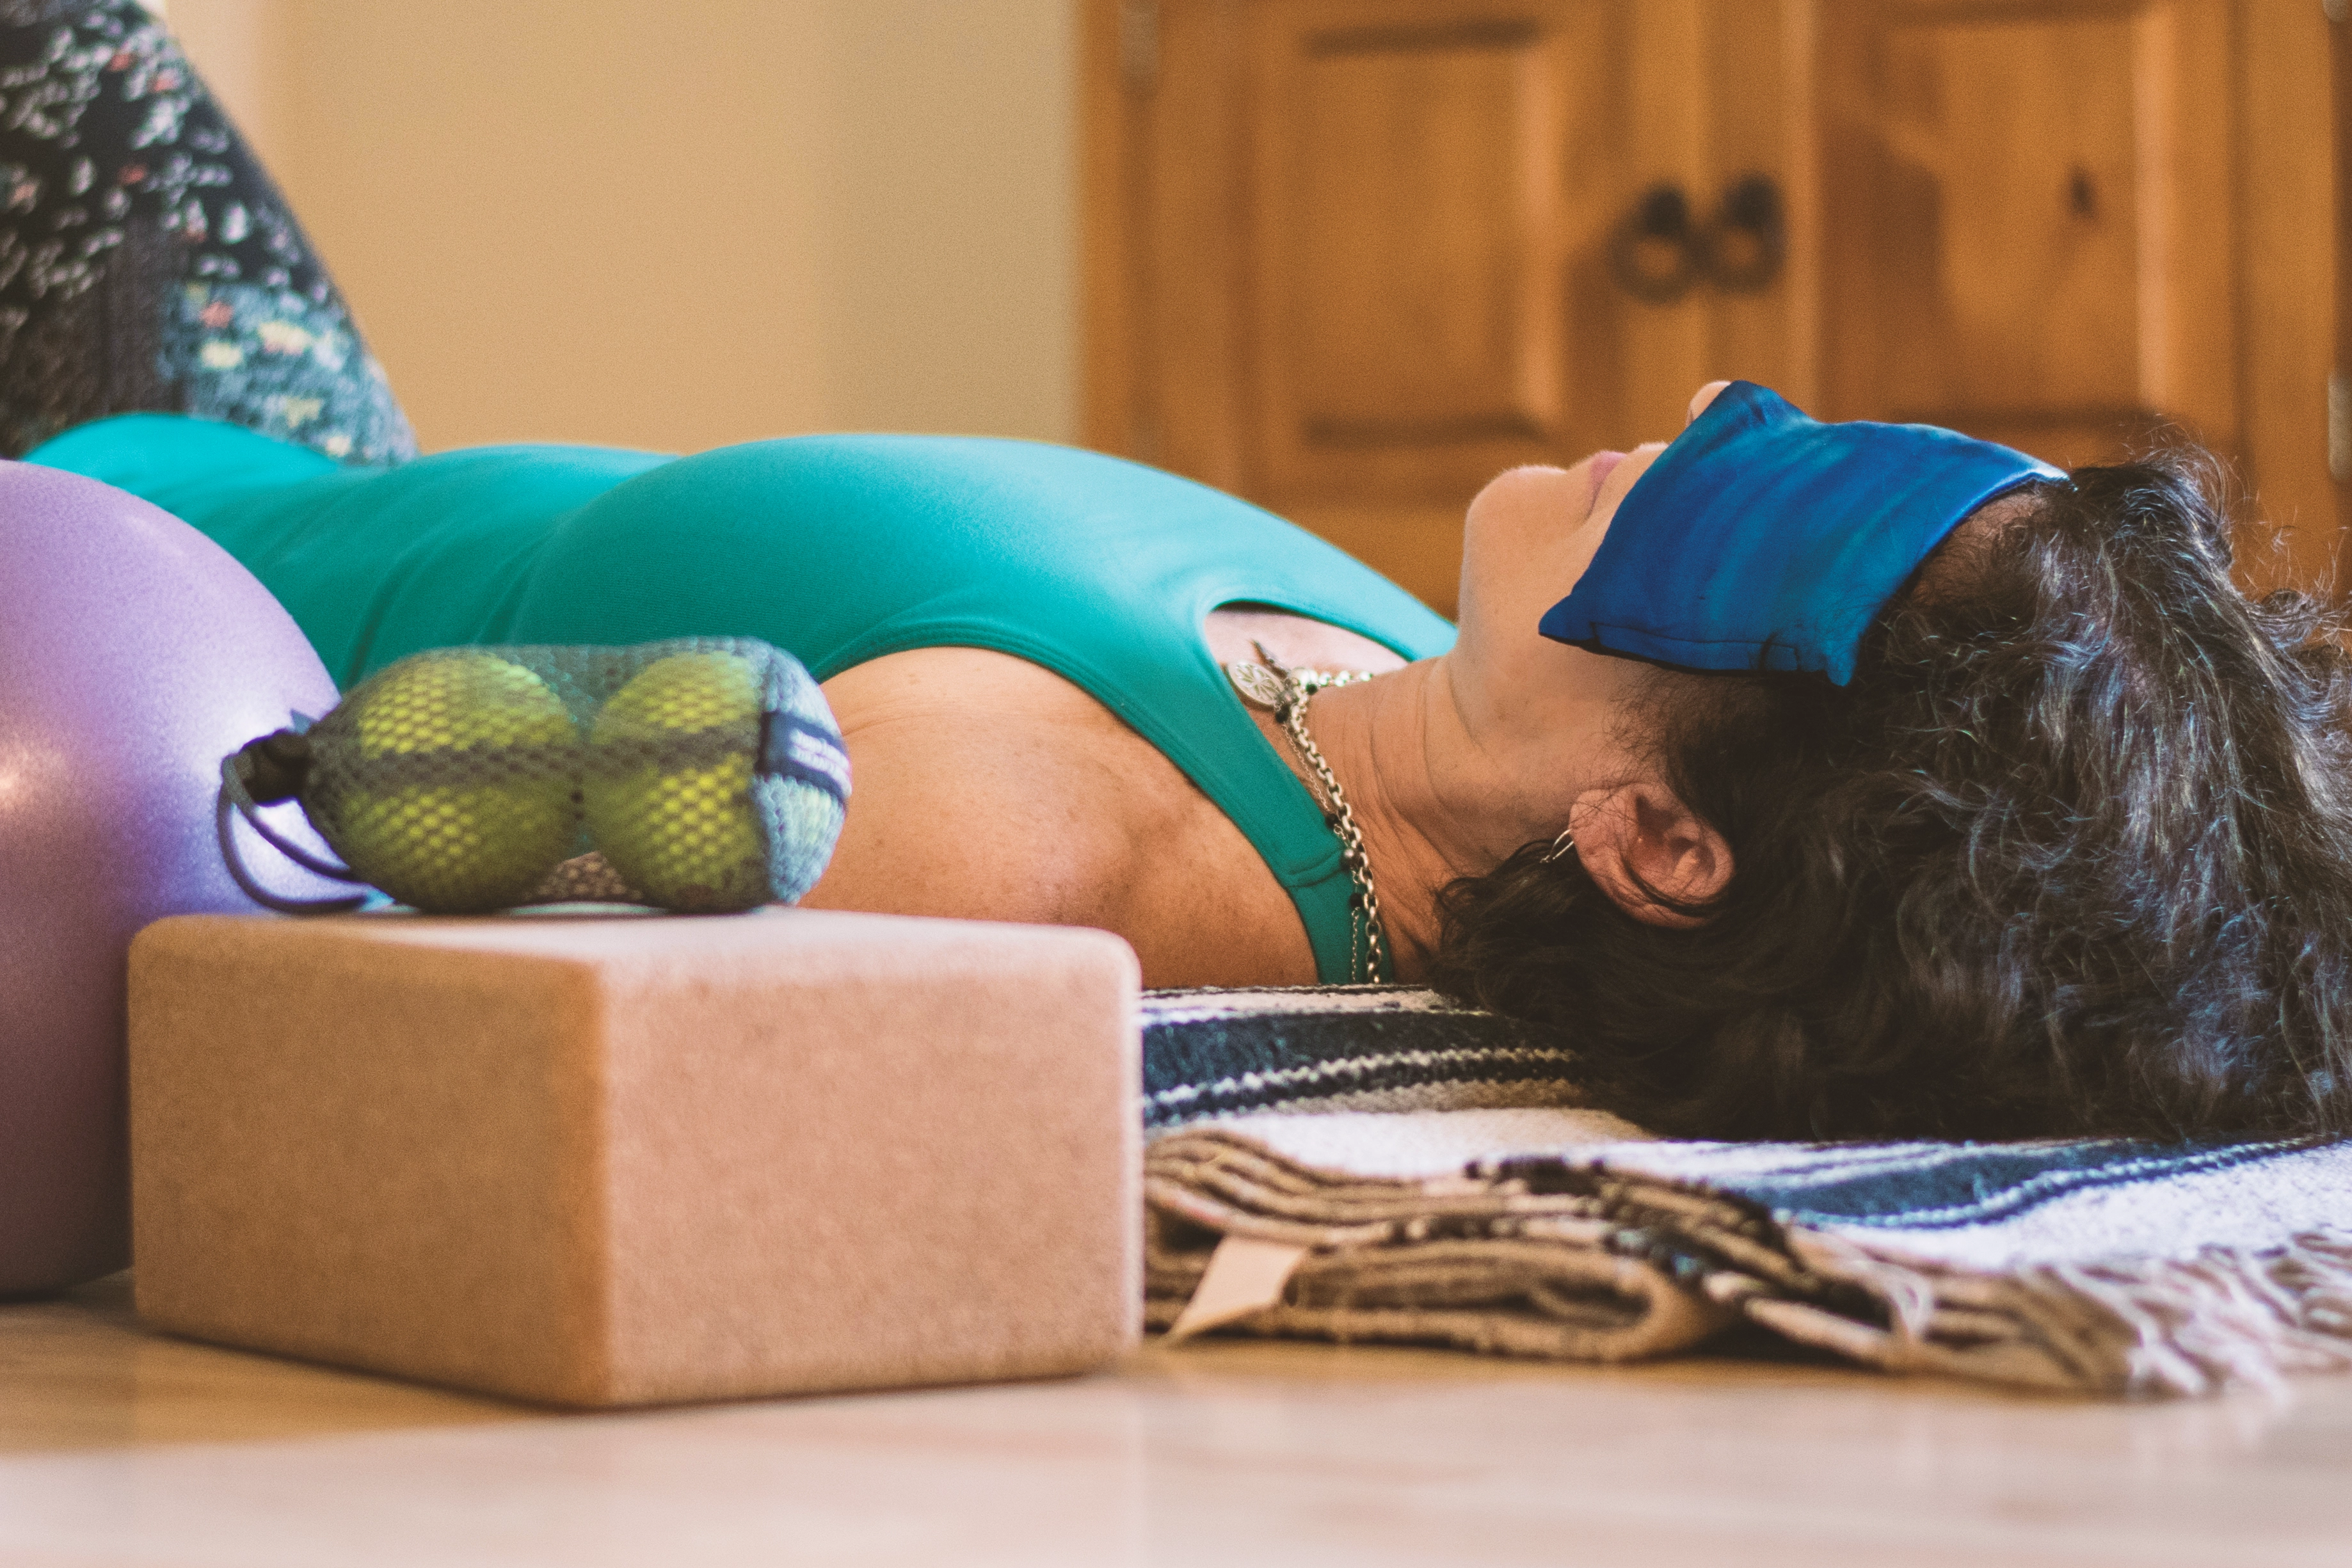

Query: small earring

[1539,828,1576,865]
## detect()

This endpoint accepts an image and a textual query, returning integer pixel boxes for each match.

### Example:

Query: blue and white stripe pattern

[1142,986,1583,1128]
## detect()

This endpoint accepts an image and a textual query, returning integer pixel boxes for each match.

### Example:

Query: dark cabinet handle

[1606,175,1786,303]
[1608,183,1704,304]
[1702,172,1785,293]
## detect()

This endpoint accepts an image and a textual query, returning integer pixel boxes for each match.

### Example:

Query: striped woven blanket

[1141,987,2352,1397]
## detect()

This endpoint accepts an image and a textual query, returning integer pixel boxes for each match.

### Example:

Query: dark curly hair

[1432,454,2352,1140]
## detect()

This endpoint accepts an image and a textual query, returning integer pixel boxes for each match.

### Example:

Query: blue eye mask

[1537,381,2063,685]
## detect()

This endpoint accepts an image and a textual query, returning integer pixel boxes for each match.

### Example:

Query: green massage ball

[584,650,771,912]
[306,650,584,913]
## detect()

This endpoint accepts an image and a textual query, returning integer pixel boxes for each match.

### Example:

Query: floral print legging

[0,0,413,464]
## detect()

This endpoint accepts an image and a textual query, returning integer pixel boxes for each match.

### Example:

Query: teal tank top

[28,414,1456,982]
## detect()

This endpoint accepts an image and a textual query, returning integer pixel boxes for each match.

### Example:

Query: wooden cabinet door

[1815,0,2337,586]
[1087,0,2342,611]
[1817,0,2237,466]
[1089,0,1807,613]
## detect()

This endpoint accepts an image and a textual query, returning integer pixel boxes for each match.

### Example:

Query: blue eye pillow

[1537,381,2063,685]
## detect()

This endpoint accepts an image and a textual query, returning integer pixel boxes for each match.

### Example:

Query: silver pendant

[1226,660,1289,710]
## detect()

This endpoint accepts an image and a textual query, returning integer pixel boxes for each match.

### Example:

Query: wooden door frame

[1081,0,1261,493]
[1082,0,1148,461]
[2338,0,2351,545]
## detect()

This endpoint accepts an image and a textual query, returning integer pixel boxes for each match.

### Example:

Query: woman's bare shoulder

[806,647,1318,986]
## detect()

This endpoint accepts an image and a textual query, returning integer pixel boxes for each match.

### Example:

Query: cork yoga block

[127,909,1142,1407]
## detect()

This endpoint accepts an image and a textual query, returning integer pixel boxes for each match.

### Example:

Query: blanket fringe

[1762,1228,2352,1396]
[1145,1127,2352,1396]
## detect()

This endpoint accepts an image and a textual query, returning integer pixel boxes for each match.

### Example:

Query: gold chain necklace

[1226,644,1386,983]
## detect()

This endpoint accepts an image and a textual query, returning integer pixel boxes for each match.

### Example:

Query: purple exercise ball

[0,460,337,1295]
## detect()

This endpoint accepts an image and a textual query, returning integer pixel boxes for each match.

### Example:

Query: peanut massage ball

[583,649,771,912]
[303,650,584,913]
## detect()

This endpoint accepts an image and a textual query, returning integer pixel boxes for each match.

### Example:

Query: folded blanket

[1140,988,2352,1397]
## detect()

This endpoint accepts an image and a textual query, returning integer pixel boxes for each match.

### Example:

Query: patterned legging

[0,0,412,463]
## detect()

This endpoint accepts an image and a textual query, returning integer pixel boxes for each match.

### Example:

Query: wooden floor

[3,1276,2349,1566]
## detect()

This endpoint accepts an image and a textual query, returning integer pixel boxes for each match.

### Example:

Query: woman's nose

[1687,381,1732,425]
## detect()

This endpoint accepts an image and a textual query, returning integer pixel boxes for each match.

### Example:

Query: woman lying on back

[14,2,2352,1141]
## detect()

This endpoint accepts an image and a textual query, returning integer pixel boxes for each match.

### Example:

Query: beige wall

[168,1,1078,455]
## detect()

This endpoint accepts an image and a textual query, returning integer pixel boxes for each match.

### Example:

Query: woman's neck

[1288,656,1572,980]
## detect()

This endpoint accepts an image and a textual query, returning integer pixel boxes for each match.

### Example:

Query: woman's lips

[1584,450,1626,510]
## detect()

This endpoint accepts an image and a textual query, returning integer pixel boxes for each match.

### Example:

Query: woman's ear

[1569,783,1732,928]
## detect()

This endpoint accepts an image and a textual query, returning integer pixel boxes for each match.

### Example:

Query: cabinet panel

[1286,26,1557,444]
[1888,16,2143,410]
[1250,1,1604,505]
